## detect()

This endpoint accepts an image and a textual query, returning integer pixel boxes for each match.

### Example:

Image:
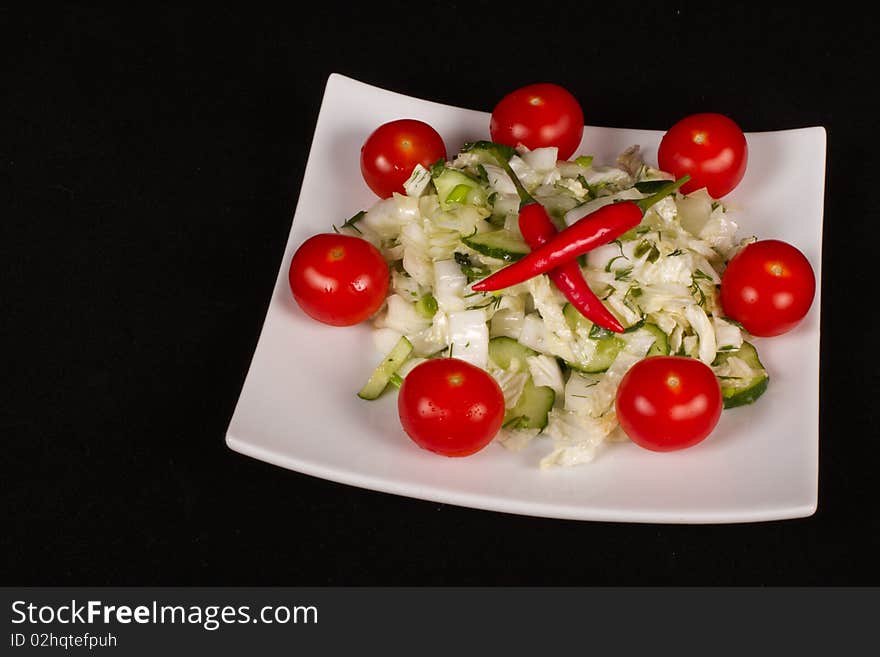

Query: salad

[287,85,816,467]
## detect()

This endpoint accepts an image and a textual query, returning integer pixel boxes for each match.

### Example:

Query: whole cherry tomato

[720,239,816,337]
[490,83,584,160]
[398,358,505,457]
[360,119,447,198]
[615,356,723,452]
[658,113,748,198]
[288,233,389,326]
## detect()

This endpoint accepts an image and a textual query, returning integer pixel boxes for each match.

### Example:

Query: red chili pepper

[474,202,641,293]
[472,175,689,293]
[517,203,624,333]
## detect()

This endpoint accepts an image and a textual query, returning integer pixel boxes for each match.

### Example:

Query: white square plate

[226,74,824,523]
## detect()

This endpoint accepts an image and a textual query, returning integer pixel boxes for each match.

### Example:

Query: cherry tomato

[288,233,389,326]
[489,83,584,160]
[658,113,748,198]
[360,119,447,198]
[398,358,505,457]
[615,356,722,452]
[720,240,816,337]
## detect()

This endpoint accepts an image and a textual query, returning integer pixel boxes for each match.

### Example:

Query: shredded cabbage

[359,143,762,468]
[520,146,558,173]
[540,410,619,468]
[490,367,530,409]
[496,427,540,452]
[432,259,467,312]
[490,295,525,340]
[448,309,489,369]
[362,194,419,239]
[526,354,565,397]
[376,294,431,335]
[404,164,432,197]
[563,188,644,226]
[684,304,717,365]
[481,163,517,195]
[713,317,743,351]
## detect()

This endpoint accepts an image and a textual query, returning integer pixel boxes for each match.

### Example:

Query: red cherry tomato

[490,83,584,160]
[720,240,816,337]
[398,358,505,457]
[360,119,447,198]
[658,113,748,198]
[615,356,722,452]
[288,234,389,326]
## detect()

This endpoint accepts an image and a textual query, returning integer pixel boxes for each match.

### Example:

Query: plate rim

[227,432,817,524]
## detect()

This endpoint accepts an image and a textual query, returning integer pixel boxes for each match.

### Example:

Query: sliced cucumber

[357,337,413,400]
[643,322,670,357]
[562,304,669,363]
[488,337,554,429]
[415,294,438,319]
[713,341,769,409]
[571,337,624,373]
[562,302,593,333]
[536,194,578,221]
[488,336,537,370]
[562,304,624,373]
[488,192,518,226]
[432,167,487,209]
[504,378,555,430]
[461,230,529,262]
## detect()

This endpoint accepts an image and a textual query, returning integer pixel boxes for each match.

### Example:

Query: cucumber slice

[536,194,578,221]
[415,294,438,319]
[504,378,555,430]
[562,302,592,333]
[461,230,529,262]
[563,304,669,362]
[643,322,670,357]
[562,304,624,373]
[357,337,413,400]
[488,336,537,370]
[571,337,624,373]
[488,192,518,226]
[488,337,554,429]
[713,341,769,409]
[446,184,471,204]
[432,168,487,209]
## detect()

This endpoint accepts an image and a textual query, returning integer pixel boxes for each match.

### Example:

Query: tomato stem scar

[447,373,464,387]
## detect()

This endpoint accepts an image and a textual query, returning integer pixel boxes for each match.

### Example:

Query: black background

[3,5,878,584]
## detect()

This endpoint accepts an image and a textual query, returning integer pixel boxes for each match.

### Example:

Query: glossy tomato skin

[360,119,447,198]
[288,234,389,326]
[658,113,748,198]
[398,358,505,457]
[615,356,722,452]
[490,83,584,160]
[721,240,816,337]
